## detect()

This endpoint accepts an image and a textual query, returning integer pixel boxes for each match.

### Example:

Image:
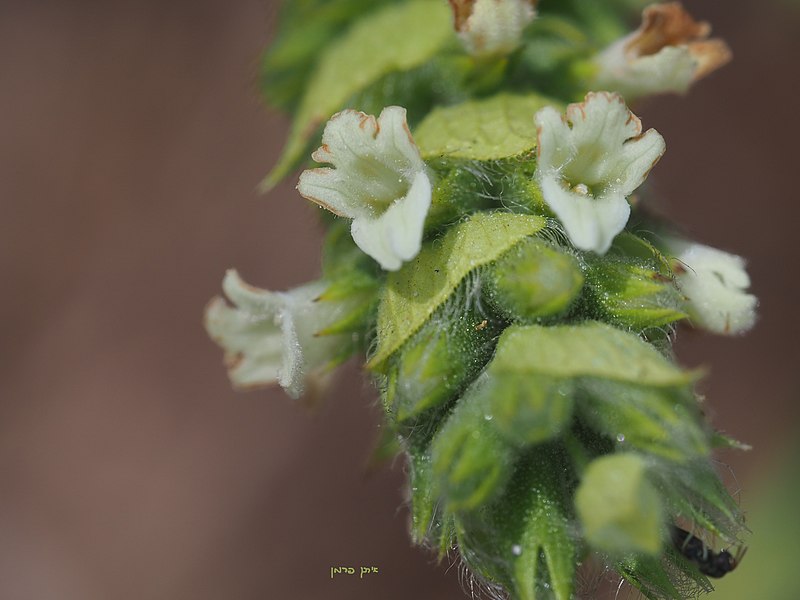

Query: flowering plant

[206,1,755,598]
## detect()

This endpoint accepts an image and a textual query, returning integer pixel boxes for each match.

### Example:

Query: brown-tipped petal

[448,0,538,32]
[689,39,733,81]
[627,2,712,57]
[448,0,537,56]
[448,0,477,32]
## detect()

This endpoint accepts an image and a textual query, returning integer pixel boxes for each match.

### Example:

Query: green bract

[492,322,696,387]
[414,93,557,160]
[455,450,577,600]
[369,211,545,370]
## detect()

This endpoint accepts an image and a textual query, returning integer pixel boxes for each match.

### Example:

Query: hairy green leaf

[414,93,557,160]
[493,322,698,387]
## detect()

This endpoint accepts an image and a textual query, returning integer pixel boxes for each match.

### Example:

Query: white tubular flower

[448,0,537,57]
[594,2,732,99]
[297,106,431,272]
[667,239,757,335]
[534,92,665,254]
[204,270,349,399]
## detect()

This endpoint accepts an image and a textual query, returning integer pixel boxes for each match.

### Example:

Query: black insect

[671,526,745,578]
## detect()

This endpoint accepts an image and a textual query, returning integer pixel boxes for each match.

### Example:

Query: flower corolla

[204,270,351,398]
[534,92,665,254]
[667,239,757,335]
[297,106,431,271]
[448,0,537,57]
[594,2,731,99]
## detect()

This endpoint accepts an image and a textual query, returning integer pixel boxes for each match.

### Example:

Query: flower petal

[608,128,666,197]
[298,106,425,219]
[540,175,630,254]
[205,271,344,398]
[298,106,432,270]
[669,240,757,335]
[350,170,432,271]
[534,93,663,254]
[534,105,572,173]
[563,93,644,185]
[593,2,732,99]
[204,270,284,390]
[449,0,537,56]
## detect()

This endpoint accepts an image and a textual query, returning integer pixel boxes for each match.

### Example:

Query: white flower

[594,2,732,99]
[448,0,537,57]
[667,239,757,335]
[534,92,665,254]
[297,106,431,272]
[204,270,351,398]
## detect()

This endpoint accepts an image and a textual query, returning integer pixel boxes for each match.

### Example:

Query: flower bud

[583,236,687,331]
[449,0,537,57]
[594,2,732,99]
[486,237,584,321]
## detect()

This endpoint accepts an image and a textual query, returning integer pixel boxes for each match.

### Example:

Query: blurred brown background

[0,1,798,599]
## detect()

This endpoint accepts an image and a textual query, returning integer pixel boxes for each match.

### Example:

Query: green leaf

[617,553,683,600]
[344,55,472,127]
[575,453,664,555]
[492,322,698,387]
[711,430,752,451]
[264,0,454,187]
[455,447,577,600]
[414,93,557,160]
[260,0,400,111]
[617,544,714,600]
[369,212,546,371]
